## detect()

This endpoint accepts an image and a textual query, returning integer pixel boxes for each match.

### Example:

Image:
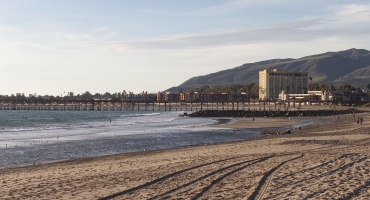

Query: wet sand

[1,112,370,199]
[213,116,310,129]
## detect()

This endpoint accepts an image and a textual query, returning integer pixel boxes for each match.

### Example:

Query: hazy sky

[1,0,370,95]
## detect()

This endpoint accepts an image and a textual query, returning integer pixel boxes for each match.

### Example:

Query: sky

[1,0,370,96]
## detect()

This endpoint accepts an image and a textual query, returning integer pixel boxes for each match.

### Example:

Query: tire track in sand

[189,156,272,200]
[247,154,304,200]
[98,155,258,200]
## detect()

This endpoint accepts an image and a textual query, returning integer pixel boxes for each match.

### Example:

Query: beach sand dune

[1,112,370,199]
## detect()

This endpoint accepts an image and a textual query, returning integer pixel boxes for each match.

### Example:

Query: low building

[156,92,165,102]
[280,90,369,102]
[157,92,179,102]
[179,92,196,101]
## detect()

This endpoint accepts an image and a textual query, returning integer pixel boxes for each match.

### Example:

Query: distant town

[1,69,370,110]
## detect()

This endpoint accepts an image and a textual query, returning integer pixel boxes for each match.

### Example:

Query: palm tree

[309,77,313,91]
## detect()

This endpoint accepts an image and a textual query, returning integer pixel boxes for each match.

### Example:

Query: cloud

[58,18,354,52]
[12,16,370,55]
[197,0,290,15]
[0,24,19,32]
[6,2,370,55]
[197,0,254,15]
[136,0,292,17]
[90,27,107,33]
[18,42,79,52]
[334,4,370,16]
[329,3,370,24]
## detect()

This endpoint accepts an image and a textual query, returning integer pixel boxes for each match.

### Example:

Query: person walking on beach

[357,117,360,125]
[253,117,255,122]
[360,117,363,124]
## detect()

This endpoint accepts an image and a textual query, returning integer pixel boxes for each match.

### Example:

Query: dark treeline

[309,83,367,92]
[189,83,260,99]
[0,90,157,103]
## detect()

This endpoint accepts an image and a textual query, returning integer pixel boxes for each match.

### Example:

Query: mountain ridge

[166,48,370,92]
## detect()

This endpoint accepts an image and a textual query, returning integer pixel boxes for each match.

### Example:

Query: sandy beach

[2,111,370,199]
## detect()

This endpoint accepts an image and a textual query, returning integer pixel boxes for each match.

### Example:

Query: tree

[210,85,221,93]
[336,84,353,92]
[82,91,92,100]
[328,84,336,91]
[353,87,362,92]
[103,92,111,98]
[94,93,102,99]
[195,85,210,93]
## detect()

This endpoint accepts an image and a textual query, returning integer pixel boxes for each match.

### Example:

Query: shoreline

[0,116,313,170]
[2,112,370,199]
[0,117,319,172]
[212,116,312,129]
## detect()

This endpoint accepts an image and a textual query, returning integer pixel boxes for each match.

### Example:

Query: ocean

[0,110,261,168]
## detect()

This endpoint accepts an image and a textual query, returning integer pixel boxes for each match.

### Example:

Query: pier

[0,99,366,111]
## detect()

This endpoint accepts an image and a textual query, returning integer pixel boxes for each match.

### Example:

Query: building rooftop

[261,68,309,74]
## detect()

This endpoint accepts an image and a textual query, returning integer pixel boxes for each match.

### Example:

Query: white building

[259,69,309,100]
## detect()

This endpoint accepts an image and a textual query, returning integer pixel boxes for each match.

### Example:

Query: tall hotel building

[259,69,309,100]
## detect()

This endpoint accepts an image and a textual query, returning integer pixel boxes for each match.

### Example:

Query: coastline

[2,112,370,199]
[0,115,309,170]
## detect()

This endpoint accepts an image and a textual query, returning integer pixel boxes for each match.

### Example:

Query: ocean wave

[0,116,179,133]
[120,113,161,118]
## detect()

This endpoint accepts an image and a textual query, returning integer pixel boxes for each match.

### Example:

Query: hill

[166,48,370,92]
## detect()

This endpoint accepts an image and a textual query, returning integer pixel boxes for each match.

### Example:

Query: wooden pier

[0,99,364,111]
